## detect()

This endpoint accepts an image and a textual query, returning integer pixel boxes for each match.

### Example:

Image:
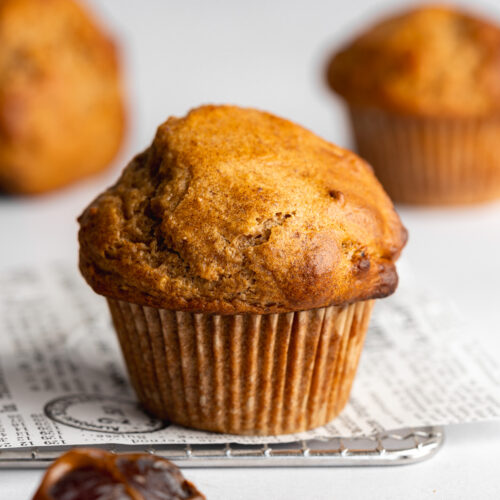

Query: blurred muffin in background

[0,0,125,194]
[326,5,500,205]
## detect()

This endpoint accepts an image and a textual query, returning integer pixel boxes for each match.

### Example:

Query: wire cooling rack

[0,426,443,468]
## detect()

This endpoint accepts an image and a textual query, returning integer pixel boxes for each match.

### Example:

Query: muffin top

[327,5,500,117]
[0,0,124,193]
[79,105,406,314]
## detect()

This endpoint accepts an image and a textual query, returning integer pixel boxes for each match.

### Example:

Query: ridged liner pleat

[107,299,374,436]
[349,107,500,205]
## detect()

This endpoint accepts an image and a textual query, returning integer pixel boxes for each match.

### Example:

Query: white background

[1,0,500,498]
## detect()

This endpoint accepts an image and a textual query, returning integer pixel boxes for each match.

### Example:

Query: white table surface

[1,0,499,498]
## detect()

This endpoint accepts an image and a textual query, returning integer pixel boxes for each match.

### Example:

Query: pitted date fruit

[50,466,131,500]
[32,448,205,500]
[115,455,198,500]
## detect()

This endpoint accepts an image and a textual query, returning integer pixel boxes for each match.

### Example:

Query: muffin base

[349,107,500,205]
[107,299,374,436]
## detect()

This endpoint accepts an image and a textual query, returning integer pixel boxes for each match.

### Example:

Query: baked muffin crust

[79,105,406,314]
[0,0,125,193]
[327,5,500,117]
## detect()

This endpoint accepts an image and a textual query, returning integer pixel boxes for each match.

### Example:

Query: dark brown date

[32,448,205,500]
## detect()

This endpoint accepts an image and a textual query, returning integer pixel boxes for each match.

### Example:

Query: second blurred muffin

[0,0,125,194]
[327,5,500,205]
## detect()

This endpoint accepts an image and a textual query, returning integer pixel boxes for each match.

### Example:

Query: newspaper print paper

[0,263,498,447]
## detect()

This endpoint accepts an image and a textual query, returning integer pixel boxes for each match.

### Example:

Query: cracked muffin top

[327,5,500,117]
[78,105,406,314]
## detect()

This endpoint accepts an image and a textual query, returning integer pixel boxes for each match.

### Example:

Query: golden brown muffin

[327,5,500,117]
[78,105,406,435]
[79,105,406,314]
[0,0,125,194]
[326,5,500,204]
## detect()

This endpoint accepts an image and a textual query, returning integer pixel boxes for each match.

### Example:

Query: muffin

[0,0,125,194]
[327,5,500,205]
[78,104,406,435]
[32,448,205,499]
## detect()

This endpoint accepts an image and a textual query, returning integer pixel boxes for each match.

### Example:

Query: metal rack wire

[0,426,443,468]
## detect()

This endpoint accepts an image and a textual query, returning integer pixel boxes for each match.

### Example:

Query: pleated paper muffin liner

[349,107,500,205]
[107,299,374,436]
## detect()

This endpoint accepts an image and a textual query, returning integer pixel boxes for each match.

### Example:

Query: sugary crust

[79,105,406,314]
[327,5,500,117]
[0,0,125,194]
